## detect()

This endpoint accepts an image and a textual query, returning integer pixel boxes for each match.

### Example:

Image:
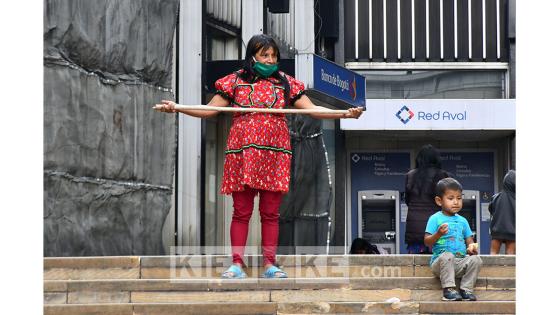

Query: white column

[397,0,401,60]
[383,0,387,59]
[295,0,315,87]
[482,0,486,59]
[496,0,500,59]
[412,0,415,60]
[178,0,202,252]
[241,0,264,58]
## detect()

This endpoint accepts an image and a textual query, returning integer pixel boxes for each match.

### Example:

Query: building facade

[173,0,515,255]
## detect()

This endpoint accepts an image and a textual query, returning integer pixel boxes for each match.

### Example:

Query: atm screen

[363,211,393,232]
[460,209,476,231]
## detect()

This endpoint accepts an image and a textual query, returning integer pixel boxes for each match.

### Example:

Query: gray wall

[44,0,180,256]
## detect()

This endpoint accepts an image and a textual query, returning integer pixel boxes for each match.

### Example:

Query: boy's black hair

[435,177,463,197]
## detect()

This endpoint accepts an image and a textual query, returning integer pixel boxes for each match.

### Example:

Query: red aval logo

[395,106,414,124]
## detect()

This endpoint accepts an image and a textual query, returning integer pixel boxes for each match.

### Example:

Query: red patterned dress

[215,70,305,194]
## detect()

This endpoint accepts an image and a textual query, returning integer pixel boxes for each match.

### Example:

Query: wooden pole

[153,104,352,115]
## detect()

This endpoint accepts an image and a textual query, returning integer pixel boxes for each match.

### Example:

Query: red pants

[230,187,283,266]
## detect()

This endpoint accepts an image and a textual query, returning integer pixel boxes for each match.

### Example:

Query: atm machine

[460,190,481,245]
[358,190,400,254]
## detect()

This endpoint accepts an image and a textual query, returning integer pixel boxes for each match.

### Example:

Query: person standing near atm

[488,170,516,254]
[404,145,452,254]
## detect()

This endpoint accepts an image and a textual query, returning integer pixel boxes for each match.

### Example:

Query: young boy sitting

[424,177,483,301]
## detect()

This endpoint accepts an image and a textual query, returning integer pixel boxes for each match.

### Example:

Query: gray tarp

[278,115,333,254]
[44,0,179,256]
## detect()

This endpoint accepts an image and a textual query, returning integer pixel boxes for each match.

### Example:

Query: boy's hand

[467,243,479,255]
[436,223,449,236]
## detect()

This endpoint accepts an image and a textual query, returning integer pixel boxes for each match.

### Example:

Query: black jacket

[404,167,451,243]
[489,170,516,241]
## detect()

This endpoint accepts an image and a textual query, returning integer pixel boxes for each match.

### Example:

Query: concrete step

[44,289,515,304]
[44,255,516,280]
[44,301,516,314]
[44,277,514,305]
[44,255,516,312]
[44,277,515,293]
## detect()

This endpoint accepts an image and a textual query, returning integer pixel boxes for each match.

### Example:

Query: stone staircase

[44,255,515,314]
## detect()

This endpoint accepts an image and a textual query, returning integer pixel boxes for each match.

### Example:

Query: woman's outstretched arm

[155,94,230,118]
[293,95,363,120]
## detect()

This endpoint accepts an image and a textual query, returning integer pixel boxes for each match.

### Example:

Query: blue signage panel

[349,152,411,242]
[313,55,366,108]
[440,151,495,197]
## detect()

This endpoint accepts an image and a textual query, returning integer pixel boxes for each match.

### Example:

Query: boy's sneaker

[442,288,462,301]
[460,289,477,301]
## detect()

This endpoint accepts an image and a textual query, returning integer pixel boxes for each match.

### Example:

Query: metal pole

[154,104,354,115]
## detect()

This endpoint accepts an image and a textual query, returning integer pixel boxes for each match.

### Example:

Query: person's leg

[455,255,483,300]
[431,252,461,301]
[230,188,257,266]
[490,239,503,255]
[505,240,516,255]
[257,189,283,267]
[431,252,457,289]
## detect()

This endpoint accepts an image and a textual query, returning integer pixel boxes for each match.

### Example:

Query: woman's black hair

[349,238,380,254]
[238,34,291,105]
[409,144,444,196]
[415,144,442,169]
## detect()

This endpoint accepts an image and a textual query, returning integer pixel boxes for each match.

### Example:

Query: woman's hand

[344,107,364,119]
[154,100,177,113]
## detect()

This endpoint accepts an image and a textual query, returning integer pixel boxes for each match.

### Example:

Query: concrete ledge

[44,280,68,292]
[322,302,421,314]
[140,265,416,279]
[140,256,231,268]
[487,277,516,289]
[68,291,130,304]
[44,301,516,314]
[414,265,515,277]
[133,302,277,315]
[131,291,271,303]
[48,277,514,293]
[44,304,133,315]
[44,255,515,269]
[411,289,515,301]
[45,302,277,315]
[67,279,210,292]
[419,301,515,314]
[45,257,140,269]
[44,292,67,305]
[44,268,140,280]
[140,264,510,279]
[348,277,487,290]
[413,255,515,266]
[271,289,412,303]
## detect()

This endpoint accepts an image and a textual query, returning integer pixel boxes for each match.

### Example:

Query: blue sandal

[262,265,288,278]
[221,264,247,279]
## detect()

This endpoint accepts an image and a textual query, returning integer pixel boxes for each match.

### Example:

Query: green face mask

[252,59,278,77]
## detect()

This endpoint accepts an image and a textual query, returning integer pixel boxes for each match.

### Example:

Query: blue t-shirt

[425,211,473,266]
